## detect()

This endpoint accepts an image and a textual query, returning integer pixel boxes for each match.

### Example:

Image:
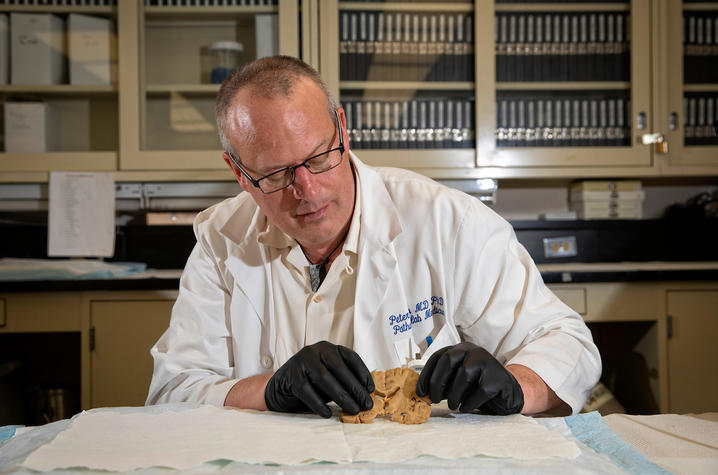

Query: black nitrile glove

[264,341,375,418]
[416,342,524,415]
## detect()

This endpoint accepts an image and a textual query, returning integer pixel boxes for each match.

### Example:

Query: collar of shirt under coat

[256,162,361,274]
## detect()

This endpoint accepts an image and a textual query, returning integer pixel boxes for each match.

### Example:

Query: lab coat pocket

[420,324,461,362]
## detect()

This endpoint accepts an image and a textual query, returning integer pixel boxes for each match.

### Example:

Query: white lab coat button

[313,294,322,303]
[261,355,273,369]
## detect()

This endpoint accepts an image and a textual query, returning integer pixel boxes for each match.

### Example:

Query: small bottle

[209,41,244,84]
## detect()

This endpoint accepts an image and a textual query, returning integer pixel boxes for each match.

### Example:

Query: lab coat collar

[350,153,409,369]
[350,152,402,247]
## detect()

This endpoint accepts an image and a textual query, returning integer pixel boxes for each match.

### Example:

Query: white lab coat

[147,154,601,414]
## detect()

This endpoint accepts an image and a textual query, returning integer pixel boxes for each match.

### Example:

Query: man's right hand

[264,341,375,418]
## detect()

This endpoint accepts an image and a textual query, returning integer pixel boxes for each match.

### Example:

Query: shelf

[145,84,220,95]
[339,2,473,13]
[496,82,631,91]
[357,149,475,169]
[0,152,117,173]
[0,5,115,14]
[0,85,117,95]
[144,5,276,20]
[340,81,474,91]
[683,3,718,11]
[495,3,630,12]
[683,84,718,93]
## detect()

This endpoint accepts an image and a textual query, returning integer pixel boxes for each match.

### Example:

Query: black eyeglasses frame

[226,110,345,194]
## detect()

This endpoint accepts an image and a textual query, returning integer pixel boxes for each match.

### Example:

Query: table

[1,405,716,474]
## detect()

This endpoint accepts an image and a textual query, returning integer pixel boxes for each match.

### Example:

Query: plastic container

[209,41,243,84]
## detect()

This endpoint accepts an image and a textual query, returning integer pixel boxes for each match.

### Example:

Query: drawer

[0,293,82,332]
[550,287,587,315]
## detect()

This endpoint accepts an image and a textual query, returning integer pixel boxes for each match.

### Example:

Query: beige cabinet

[0,0,299,181]
[0,3,118,175]
[661,1,718,173]
[1,1,715,182]
[0,292,82,333]
[89,298,173,408]
[477,0,654,174]
[0,290,176,412]
[666,289,718,414]
[117,0,299,172]
[317,0,702,179]
[549,281,718,414]
[2,283,718,415]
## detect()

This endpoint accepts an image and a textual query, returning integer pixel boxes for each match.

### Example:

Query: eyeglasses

[227,110,345,194]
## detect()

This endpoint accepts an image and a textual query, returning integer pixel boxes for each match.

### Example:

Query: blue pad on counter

[566,411,670,474]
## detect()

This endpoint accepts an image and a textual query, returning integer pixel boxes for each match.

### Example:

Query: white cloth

[147,153,601,414]
[604,413,718,474]
[22,406,580,471]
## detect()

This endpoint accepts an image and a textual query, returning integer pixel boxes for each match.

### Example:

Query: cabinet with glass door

[320,1,656,179]
[478,0,655,177]
[0,1,118,176]
[117,0,299,172]
[662,0,718,173]
[319,0,477,177]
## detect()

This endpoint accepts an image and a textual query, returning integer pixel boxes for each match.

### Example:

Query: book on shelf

[4,102,48,153]
[0,14,7,85]
[255,13,278,59]
[339,10,474,82]
[569,180,643,220]
[570,180,642,192]
[68,13,114,86]
[343,97,474,150]
[495,11,630,82]
[495,93,630,148]
[684,94,718,146]
[683,13,718,84]
[11,13,66,85]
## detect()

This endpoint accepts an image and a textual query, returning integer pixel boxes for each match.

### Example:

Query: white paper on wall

[48,171,115,257]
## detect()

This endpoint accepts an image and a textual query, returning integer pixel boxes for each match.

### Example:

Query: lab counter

[0,269,183,293]
[2,262,718,293]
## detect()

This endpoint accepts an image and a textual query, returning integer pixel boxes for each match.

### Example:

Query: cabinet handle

[641,133,668,153]
[636,112,647,131]
[668,112,679,131]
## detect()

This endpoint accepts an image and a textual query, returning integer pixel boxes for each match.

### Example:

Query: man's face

[223,78,354,254]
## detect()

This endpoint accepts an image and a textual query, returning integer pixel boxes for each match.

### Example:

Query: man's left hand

[416,342,524,415]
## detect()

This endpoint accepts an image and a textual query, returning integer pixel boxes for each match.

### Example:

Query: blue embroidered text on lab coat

[388,296,444,336]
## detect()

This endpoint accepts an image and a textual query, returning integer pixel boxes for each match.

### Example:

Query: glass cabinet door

[320,0,476,175]
[478,0,653,173]
[0,1,118,174]
[321,0,654,177]
[664,0,718,169]
[119,0,298,171]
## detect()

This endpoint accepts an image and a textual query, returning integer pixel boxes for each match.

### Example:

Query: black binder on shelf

[496,14,507,82]
[348,13,358,81]
[549,15,561,81]
[340,12,349,80]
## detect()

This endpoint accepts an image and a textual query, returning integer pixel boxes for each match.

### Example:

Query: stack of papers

[569,180,644,220]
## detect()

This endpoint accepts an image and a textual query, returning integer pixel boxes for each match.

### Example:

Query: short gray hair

[215,56,338,157]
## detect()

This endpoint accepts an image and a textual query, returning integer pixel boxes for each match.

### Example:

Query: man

[147,56,601,418]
